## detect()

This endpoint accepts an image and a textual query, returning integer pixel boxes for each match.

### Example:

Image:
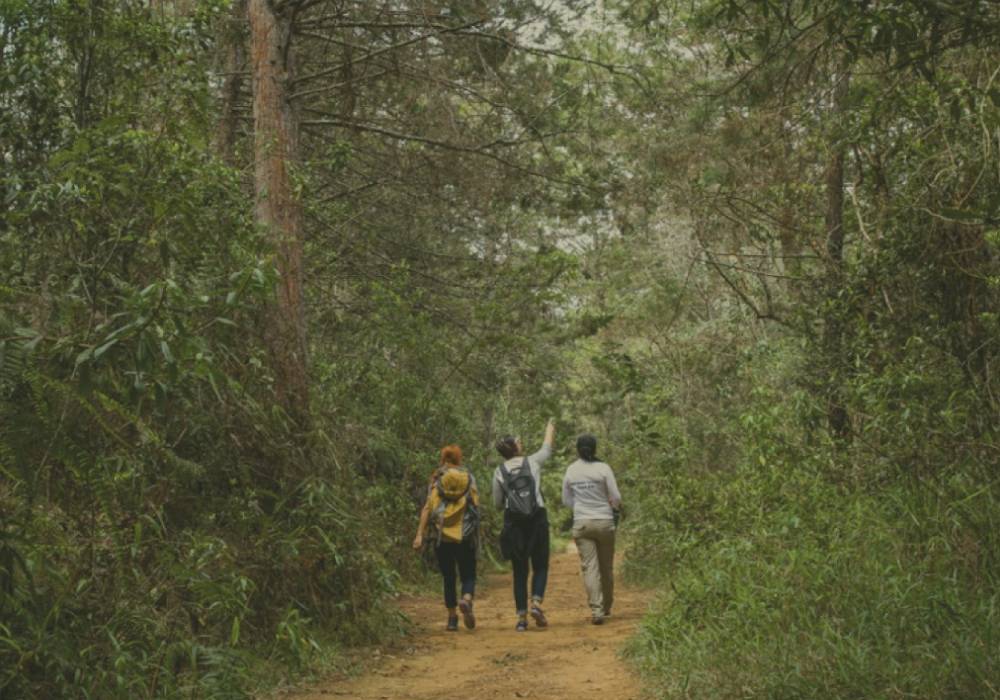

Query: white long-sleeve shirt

[561,459,622,522]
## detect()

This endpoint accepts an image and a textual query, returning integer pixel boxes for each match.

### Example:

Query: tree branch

[292,18,485,87]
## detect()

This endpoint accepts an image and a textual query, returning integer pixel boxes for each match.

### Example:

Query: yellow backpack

[431,468,480,545]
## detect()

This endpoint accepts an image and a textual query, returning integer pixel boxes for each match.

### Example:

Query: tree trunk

[823,72,850,441]
[249,0,309,422]
[216,0,247,164]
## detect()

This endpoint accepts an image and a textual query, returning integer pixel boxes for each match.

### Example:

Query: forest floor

[286,544,647,700]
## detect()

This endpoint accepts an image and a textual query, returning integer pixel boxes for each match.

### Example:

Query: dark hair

[576,434,598,462]
[496,435,518,459]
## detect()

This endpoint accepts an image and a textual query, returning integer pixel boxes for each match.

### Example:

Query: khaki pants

[572,519,615,617]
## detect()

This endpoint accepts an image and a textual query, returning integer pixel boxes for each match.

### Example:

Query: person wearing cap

[562,434,622,625]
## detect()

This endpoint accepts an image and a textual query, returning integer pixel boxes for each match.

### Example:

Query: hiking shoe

[530,605,548,628]
[446,615,459,631]
[515,619,528,632]
[591,614,605,625]
[459,599,476,630]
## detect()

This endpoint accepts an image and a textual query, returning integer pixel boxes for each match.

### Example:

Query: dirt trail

[290,544,646,700]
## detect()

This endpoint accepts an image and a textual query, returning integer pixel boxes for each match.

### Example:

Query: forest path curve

[289,545,646,700]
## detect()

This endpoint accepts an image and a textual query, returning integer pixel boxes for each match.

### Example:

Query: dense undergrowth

[0,6,396,695]
[0,265,407,698]
[618,336,1000,698]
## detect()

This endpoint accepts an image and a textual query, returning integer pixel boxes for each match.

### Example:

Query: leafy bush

[623,349,1000,698]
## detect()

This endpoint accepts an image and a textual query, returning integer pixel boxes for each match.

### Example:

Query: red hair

[439,444,463,467]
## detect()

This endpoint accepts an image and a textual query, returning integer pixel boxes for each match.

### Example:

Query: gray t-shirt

[492,444,552,509]
[561,459,622,522]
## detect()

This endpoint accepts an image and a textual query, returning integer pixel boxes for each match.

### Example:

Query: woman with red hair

[413,444,479,630]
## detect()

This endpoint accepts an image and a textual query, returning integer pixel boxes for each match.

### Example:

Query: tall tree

[823,71,851,440]
[249,0,309,421]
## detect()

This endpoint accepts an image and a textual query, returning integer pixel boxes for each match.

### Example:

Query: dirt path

[290,544,646,700]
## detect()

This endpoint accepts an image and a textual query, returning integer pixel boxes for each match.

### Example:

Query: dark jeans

[436,540,476,609]
[510,509,550,614]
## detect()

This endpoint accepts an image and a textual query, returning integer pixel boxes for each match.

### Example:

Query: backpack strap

[499,463,512,492]
[499,457,533,503]
[500,457,530,480]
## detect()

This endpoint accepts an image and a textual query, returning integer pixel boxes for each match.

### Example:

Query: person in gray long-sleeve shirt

[562,433,622,624]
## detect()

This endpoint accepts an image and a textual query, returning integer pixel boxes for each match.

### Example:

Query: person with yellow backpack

[413,445,480,631]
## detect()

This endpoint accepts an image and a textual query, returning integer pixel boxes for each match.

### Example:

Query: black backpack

[500,457,538,522]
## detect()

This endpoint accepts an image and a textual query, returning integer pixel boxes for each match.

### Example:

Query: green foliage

[2,0,603,695]
[581,1,1000,694]
[4,0,1000,697]
[0,3,400,697]
[625,384,1000,697]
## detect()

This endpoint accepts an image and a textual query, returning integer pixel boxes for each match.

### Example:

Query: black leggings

[436,540,476,609]
[511,515,550,614]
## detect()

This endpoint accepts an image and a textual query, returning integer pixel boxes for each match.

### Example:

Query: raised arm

[543,418,556,447]
[529,419,557,466]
